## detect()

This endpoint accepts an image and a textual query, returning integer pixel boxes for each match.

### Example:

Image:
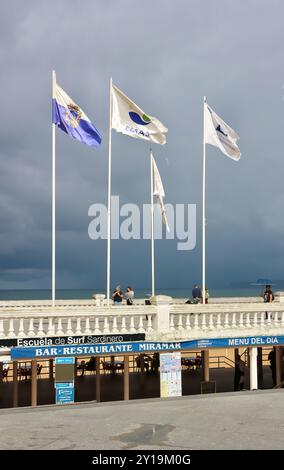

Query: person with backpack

[263,285,274,319]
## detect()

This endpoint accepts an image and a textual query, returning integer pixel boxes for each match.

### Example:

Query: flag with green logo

[111,84,167,145]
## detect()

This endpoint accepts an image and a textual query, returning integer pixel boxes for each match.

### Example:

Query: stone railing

[0,296,284,343]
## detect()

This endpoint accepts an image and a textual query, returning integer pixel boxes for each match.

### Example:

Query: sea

[0,287,268,301]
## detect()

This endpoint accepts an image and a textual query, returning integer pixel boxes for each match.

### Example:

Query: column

[13,361,18,408]
[257,347,263,389]
[249,347,258,390]
[95,357,101,403]
[150,295,172,333]
[31,360,37,407]
[202,350,210,382]
[234,348,239,391]
[123,356,129,401]
[275,346,283,387]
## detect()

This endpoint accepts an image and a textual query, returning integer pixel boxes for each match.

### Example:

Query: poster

[160,352,182,398]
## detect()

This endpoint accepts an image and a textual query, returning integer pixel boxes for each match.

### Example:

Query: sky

[0,0,284,292]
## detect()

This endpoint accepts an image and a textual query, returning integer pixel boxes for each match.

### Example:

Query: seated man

[151,353,160,374]
[86,357,96,371]
[135,354,151,372]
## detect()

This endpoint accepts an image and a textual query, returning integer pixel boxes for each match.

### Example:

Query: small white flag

[204,101,241,161]
[151,151,170,232]
[111,84,167,145]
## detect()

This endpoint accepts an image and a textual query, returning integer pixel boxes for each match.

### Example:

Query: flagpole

[51,70,57,308]
[107,78,113,304]
[150,149,155,297]
[202,96,206,305]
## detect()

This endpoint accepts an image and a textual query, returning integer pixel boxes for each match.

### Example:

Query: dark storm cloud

[0,0,284,290]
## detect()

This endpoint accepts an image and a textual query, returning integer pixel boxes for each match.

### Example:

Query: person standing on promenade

[112,286,123,305]
[234,354,246,391]
[263,284,274,319]
[205,287,209,304]
[125,286,134,305]
[268,349,276,387]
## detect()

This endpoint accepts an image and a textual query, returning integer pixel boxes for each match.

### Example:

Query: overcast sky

[0,0,283,292]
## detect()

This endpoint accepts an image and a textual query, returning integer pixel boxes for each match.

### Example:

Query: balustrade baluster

[8,319,15,338]
[56,318,64,336]
[273,312,279,326]
[103,317,109,333]
[260,312,265,328]
[66,318,73,335]
[112,316,119,333]
[93,317,100,334]
[121,317,127,333]
[18,318,25,337]
[194,314,199,330]
[147,315,153,332]
[201,314,206,330]
[185,315,191,331]
[224,313,229,329]
[28,318,35,337]
[245,312,251,328]
[129,316,136,333]
[138,316,144,333]
[47,318,55,335]
[84,317,91,334]
[37,318,45,336]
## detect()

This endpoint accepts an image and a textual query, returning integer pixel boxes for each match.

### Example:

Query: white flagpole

[52,70,56,308]
[202,97,206,305]
[150,149,155,297]
[107,78,113,304]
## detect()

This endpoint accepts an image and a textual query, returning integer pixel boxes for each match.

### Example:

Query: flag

[52,84,102,148]
[151,152,170,232]
[204,101,241,161]
[111,84,167,145]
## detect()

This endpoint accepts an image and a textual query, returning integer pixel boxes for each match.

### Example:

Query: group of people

[112,285,134,305]
[186,284,209,304]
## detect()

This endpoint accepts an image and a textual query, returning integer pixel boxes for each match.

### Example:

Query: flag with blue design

[111,84,167,145]
[52,84,102,148]
[204,101,241,161]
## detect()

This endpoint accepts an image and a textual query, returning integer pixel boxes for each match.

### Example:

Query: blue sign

[10,335,284,360]
[55,382,74,404]
[55,357,75,365]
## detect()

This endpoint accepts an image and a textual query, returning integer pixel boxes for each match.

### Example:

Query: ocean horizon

[0,286,271,301]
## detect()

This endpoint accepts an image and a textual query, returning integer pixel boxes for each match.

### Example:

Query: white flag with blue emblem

[52,84,102,148]
[204,101,241,161]
[111,84,167,145]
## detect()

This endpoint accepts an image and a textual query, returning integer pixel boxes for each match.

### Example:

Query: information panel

[55,382,74,404]
[160,352,182,398]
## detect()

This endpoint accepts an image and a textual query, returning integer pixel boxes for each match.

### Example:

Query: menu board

[160,352,182,398]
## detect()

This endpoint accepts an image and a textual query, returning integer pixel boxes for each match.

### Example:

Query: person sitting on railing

[186,284,202,304]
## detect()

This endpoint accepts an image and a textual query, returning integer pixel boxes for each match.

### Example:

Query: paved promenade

[0,389,283,450]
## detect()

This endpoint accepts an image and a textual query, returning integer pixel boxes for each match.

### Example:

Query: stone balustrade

[0,295,284,344]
